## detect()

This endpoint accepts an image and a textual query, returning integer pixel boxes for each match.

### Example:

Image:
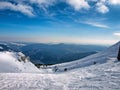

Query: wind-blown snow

[0,51,39,73]
[0,41,120,90]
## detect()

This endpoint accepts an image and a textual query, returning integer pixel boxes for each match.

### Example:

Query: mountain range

[0,42,107,64]
[0,41,120,90]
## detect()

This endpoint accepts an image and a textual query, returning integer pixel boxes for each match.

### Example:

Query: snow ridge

[0,51,40,73]
[50,41,120,72]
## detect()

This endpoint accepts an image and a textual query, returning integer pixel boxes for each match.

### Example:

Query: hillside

[50,41,120,72]
[0,51,40,73]
[0,42,107,64]
[0,41,120,90]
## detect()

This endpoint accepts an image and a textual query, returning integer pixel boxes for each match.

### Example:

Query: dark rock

[117,46,120,61]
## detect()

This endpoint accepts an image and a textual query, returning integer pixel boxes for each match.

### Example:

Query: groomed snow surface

[0,41,120,90]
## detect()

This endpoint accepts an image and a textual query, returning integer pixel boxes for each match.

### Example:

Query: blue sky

[0,0,120,45]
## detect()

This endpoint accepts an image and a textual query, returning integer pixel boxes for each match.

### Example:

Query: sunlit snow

[0,41,120,90]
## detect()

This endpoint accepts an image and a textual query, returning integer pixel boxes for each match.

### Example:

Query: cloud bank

[0,0,120,17]
[108,0,120,5]
[114,32,120,36]
[0,1,34,17]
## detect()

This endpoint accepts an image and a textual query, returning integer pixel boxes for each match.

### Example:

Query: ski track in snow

[0,60,120,90]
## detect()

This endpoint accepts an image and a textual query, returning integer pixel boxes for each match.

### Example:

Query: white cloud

[108,0,120,5]
[83,21,109,28]
[95,0,120,14]
[0,1,34,17]
[87,0,97,2]
[0,0,120,17]
[66,0,90,10]
[96,2,109,14]
[30,0,48,3]
[114,32,120,36]
[30,0,55,6]
[29,0,56,16]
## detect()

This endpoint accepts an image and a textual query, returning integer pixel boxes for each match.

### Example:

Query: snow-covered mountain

[50,41,120,72]
[0,42,107,64]
[0,41,119,73]
[0,51,40,73]
[0,41,120,90]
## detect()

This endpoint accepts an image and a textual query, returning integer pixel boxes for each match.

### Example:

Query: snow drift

[0,51,39,73]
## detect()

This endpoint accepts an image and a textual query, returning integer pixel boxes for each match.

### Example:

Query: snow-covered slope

[0,51,40,73]
[0,41,120,90]
[50,41,120,72]
[0,54,120,90]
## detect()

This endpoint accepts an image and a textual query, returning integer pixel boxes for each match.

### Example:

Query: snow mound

[50,41,120,72]
[0,51,40,73]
